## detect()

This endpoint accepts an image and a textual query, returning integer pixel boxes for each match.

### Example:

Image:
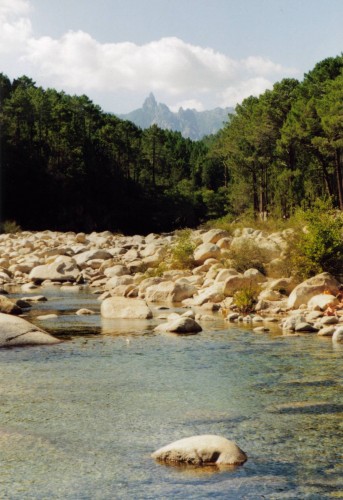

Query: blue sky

[1,0,342,113]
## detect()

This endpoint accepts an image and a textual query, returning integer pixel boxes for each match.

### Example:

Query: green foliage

[233,285,260,314]
[287,200,343,280]
[1,54,342,234]
[1,220,22,234]
[169,229,196,270]
[227,239,268,274]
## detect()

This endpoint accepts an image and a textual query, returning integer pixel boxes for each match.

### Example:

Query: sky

[0,0,342,114]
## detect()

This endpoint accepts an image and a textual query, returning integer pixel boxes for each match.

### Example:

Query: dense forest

[0,55,342,234]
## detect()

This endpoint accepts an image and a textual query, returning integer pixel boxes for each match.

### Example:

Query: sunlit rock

[101,296,152,319]
[152,435,247,465]
[0,313,61,347]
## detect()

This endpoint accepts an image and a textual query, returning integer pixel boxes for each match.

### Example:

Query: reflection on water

[0,288,342,499]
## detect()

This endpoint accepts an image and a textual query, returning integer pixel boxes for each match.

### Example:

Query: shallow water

[0,288,342,499]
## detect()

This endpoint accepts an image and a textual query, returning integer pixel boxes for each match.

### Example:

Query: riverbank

[0,227,343,345]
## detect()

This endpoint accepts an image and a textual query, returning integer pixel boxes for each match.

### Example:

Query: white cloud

[0,0,299,111]
[0,0,31,53]
[169,99,205,112]
[220,77,274,107]
[0,0,30,16]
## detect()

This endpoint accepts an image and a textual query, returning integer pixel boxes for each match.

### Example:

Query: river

[0,288,342,499]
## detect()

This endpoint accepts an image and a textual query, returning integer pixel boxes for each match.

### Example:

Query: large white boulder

[192,284,225,306]
[287,273,340,309]
[101,297,152,319]
[194,243,221,265]
[223,275,250,296]
[152,435,247,465]
[74,249,113,267]
[307,294,339,311]
[29,260,80,283]
[202,229,230,244]
[145,281,196,303]
[0,313,61,347]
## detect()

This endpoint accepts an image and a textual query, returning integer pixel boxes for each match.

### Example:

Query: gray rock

[154,317,202,334]
[254,326,270,332]
[294,322,318,332]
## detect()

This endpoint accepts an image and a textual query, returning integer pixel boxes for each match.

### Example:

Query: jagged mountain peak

[143,92,157,109]
[118,95,233,140]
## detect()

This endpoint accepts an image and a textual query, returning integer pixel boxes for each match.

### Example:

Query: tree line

[0,54,342,234]
[210,55,343,219]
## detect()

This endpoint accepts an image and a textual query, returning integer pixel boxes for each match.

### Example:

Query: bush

[233,285,260,314]
[169,229,196,270]
[287,202,343,280]
[0,220,22,234]
[227,238,268,274]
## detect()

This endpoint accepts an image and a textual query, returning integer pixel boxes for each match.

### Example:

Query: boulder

[154,317,202,334]
[0,313,61,347]
[0,295,22,315]
[243,268,267,283]
[202,229,230,245]
[194,243,221,265]
[287,273,340,309]
[214,269,239,283]
[101,297,152,319]
[192,284,224,306]
[152,435,247,465]
[145,281,196,303]
[74,249,113,267]
[294,322,318,333]
[105,275,134,290]
[332,327,343,343]
[307,294,339,311]
[317,326,336,337]
[104,264,130,278]
[223,275,250,297]
[29,260,80,284]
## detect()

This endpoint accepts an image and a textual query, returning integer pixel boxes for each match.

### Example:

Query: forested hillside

[0,55,342,234]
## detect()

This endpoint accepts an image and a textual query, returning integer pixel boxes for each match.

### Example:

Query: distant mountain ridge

[118,93,233,140]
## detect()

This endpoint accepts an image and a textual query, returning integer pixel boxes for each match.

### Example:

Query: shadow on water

[270,402,343,415]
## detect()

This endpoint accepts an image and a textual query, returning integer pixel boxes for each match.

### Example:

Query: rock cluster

[0,227,342,345]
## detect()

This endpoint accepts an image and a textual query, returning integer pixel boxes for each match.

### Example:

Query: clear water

[0,288,342,499]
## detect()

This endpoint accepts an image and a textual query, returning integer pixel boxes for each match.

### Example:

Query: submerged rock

[152,435,247,465]
[154,317,202,334]
[0,313,61,347]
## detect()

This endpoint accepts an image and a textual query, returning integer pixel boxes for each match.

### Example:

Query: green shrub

[287,201,343,280]
[233,285,260,314]
[1,220,22,234]
[170,229,196,270]
[227,238,268,274]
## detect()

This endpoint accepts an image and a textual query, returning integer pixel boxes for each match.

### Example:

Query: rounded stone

[152,435,247,466]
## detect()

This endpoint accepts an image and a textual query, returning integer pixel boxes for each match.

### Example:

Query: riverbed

[0,288,342,499]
